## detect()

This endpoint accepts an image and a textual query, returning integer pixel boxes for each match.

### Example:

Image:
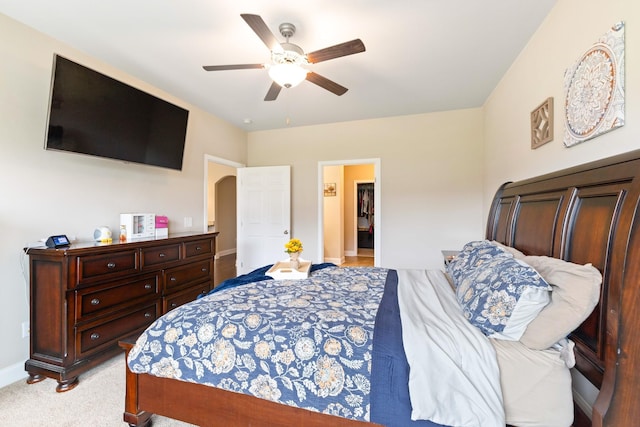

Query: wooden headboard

[485,149,640,427]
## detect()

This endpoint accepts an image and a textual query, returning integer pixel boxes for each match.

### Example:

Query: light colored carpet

[0,354,196,427]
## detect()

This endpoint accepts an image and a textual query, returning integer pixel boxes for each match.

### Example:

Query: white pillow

[519,256,602,350]
[491,241,526,259]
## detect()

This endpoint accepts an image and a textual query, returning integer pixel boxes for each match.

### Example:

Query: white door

[237,166,291,274]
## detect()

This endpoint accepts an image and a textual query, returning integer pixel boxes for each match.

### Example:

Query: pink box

[155,215,168,228]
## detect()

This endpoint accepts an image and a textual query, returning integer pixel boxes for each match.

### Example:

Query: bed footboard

[120,339,379,427]
[121,339,152,427]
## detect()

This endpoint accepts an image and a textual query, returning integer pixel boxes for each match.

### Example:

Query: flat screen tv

[45,55,189,171]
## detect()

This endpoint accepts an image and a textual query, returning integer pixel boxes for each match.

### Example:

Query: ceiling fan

[203,14,366,101]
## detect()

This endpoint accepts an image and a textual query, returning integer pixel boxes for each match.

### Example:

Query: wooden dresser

[24,232,218,392]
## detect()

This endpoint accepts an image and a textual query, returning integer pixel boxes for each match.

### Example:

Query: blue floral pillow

[446,240,511,286]
[455,255,551,340]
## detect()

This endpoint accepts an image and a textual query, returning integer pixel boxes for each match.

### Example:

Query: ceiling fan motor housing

[273,43,307,64]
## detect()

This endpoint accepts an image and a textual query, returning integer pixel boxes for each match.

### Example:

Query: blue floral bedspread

[127,266,388,421]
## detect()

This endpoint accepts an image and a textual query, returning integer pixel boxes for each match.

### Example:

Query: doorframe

[317,158,381,266]
[202,154,245,234]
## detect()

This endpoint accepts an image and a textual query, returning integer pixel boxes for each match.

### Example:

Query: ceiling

[1,0,556,132]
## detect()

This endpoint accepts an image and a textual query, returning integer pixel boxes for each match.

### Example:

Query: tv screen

[45,55,189,171]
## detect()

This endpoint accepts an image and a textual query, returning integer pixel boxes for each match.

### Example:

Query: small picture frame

[531,97,554,149]
[324,183,336,197]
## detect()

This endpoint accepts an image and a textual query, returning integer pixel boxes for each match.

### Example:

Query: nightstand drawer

[77,250,139,284]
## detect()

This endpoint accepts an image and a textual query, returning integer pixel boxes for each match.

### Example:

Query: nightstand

[441,250,459,266]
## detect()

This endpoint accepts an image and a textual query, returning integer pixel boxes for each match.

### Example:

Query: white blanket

[397,269,505,427]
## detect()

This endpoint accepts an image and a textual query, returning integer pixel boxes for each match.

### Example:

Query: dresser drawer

[76,250,139,285]
[77,274,159,319]
[184,238,214,259]
[141,243,181,269]
[164,282,210,312]
[164,260,212,292]
[77,302,159,356]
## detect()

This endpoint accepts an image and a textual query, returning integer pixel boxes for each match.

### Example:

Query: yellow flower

[284,238,303,254]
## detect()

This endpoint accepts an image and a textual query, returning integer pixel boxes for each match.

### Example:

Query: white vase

[289,252,301,270]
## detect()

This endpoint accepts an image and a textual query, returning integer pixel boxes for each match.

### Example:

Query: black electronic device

[44,55,189,171]
[45,235,71,248]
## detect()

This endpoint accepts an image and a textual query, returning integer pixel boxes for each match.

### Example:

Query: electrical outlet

[21,321,29,338]
[184,217,193,228]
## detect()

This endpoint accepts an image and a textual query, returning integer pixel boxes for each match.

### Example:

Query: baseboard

[325,257,344,265]
[0,361,27,389]
[573,389,592,424]
[344,250,357,256]
[215,248,236,259]
[573,403,591,427]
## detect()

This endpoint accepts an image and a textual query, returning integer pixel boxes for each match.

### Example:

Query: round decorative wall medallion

[563,22,625,148]
[565,45,615,141]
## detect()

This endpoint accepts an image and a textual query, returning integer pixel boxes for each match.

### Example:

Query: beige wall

[322,165,344,263]
[0,14,247,382]
[483,0,640,219]
[248,108,486,270]
[207,162,237,226]
[215,175,237,256]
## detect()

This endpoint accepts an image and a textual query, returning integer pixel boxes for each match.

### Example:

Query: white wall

[0,14,247,384]
[248,108,486,270]
[483,0,640,217]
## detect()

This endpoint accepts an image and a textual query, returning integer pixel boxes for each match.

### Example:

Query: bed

[122,148,640,427]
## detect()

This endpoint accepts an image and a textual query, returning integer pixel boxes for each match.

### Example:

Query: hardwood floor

[213,249,375,285]
[213,253,237,285]
[341,255,374,267]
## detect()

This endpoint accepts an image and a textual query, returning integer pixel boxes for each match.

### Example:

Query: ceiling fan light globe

[268,63,308,88]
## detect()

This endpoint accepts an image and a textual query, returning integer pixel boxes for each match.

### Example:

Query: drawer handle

[170,276,177,282]
[159,253,166,258]
[144,312,152,318]
[90,298,100,306]
[195,246,202,251]
[107,262,116,269]
[90,333,100,340]
[171,302,177,308]
[201,268,208,272]
[144,284,152,290]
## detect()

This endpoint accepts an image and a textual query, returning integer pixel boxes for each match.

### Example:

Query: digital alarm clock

[45,235,70,248]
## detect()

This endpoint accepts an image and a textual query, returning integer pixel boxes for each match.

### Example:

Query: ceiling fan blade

[203,64,265,71]
[305,72,348,96]
[264,81,282,101]
[306,39,366,64]
[241,14,281,51]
